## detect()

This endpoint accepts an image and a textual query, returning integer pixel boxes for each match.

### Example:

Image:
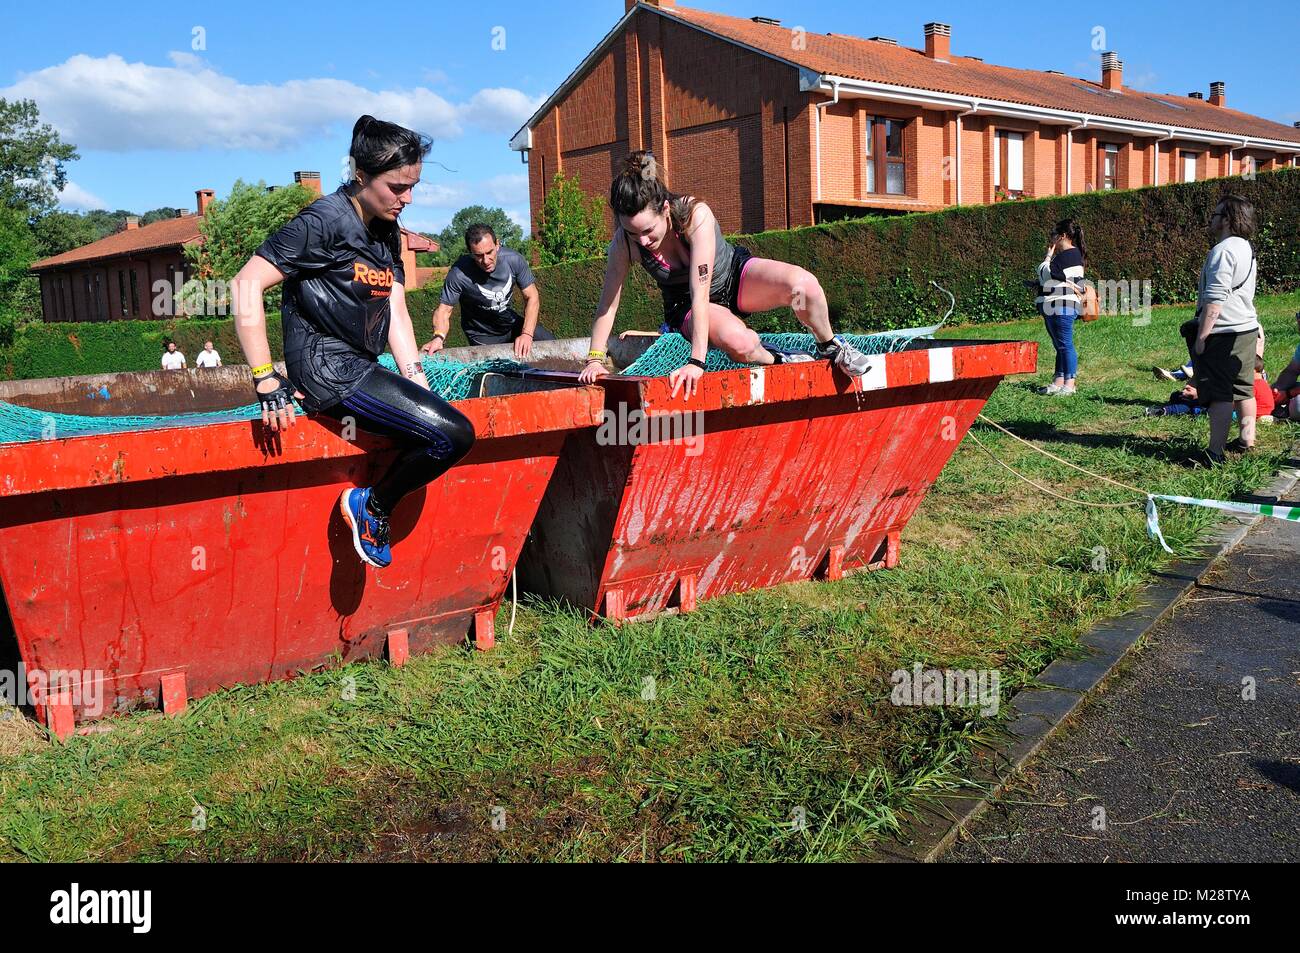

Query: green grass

[1,291,1297,862]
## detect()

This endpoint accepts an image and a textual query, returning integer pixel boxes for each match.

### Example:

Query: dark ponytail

[347,115,433,260]
[610,151,697,233]
[348,115,432,179]
[1053,218,1087,264]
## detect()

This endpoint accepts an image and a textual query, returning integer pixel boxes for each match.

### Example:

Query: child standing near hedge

[1035,219,1087,396]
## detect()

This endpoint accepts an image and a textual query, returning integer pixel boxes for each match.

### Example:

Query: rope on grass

[967,414,1296,555]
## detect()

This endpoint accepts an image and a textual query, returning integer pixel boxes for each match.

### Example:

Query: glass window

[865,115,907,196]
[884,121,903,158]
[886,163,906,195]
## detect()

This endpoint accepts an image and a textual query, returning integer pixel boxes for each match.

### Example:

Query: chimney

[1101,52,1122,91]
[124,216,139,231]
[625,0,673,11]
[196,188,215,216]
[294,170,322,197]
[1188,91,1204,100]
[924,22,951,61]
[868,36,899,46]
[1209,81,1225,107]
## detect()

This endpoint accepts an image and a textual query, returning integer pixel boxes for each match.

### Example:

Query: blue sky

[3,0,1297,235]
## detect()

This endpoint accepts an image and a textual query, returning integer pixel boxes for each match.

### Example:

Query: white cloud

[57,180,106,211]
[1125,69,1158,92]
[411,173,528,213]
[463,88,546,132]
[413,182,468,208]
[483,173,529,205]
[1,52,542,153]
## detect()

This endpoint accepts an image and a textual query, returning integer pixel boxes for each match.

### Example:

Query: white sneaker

[816,335,873,377]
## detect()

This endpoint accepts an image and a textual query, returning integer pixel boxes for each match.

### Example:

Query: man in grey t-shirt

[421,223,553,357]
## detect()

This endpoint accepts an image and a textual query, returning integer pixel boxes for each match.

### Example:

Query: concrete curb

[873,457,1300,864]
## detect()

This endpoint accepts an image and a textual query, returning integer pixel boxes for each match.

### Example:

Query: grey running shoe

[816,335,873,377]
[764,346,816,365]
[1040,381,1064,395]
[1152,365,1177,382]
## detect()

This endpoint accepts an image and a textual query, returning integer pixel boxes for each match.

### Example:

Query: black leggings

[317,368,475,516]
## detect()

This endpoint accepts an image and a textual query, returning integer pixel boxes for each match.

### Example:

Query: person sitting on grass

[1268,311,1300,421]
[1152,317,1197,383]
[1155,320,1265,383]
[1145,381,1208,417]
[1145,359,1273,428]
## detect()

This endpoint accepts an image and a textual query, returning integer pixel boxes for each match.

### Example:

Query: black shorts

[1194,329,1258,403]
[463,309,557,347]
[662,246,755,333]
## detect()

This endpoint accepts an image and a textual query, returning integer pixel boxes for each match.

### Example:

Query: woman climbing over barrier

[578,151,874,399]
[232,115,475,570]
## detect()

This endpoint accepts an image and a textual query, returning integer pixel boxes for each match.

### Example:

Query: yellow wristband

[587,350,606,360]
[251,362,274,377]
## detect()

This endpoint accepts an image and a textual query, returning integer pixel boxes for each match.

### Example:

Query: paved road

[944,515,1300,862]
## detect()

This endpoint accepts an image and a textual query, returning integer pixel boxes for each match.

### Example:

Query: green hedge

[5,168,1297,380]
[531,166,1300,335]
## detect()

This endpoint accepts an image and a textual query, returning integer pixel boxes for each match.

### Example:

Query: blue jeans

[1043,307,1078,380]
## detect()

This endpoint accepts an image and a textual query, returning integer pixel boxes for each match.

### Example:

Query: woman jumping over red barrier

[579,151,873,398]
[233,115,475,570]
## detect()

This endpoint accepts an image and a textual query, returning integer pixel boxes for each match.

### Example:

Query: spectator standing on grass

[161,341,186,371]
[1268,311,1300,420]
[1190,194,1260,464]
[195,340,222,368]
[1035,219,1086,396]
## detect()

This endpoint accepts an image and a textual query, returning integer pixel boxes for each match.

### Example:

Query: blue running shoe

[339,487,392,569]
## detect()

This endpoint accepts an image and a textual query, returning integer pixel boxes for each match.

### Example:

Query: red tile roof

[662,5,1300,146]
[31,215,202,271]
[402,229,438,252]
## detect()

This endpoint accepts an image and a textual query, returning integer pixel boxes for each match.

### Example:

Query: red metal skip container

[0,364,602,736]
[516,338,1036,621]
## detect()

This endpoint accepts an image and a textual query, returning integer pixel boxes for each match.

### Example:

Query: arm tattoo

[404,361,423,379]
[697,263,709,285]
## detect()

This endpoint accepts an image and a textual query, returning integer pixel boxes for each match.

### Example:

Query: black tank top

[629,214,735,301]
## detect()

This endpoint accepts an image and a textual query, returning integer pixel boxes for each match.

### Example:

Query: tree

[83,209,138,240]
[433,205,524,265]
[0,204,40,343]
[31,210,99,257]
[180,180,315,314]
[141,207,181,226]
[535,171,607,266]
[0,98,79,219]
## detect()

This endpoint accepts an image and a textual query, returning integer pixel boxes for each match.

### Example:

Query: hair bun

[640,153,657,182]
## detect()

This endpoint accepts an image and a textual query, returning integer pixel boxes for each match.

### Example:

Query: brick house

[510,0,1300,234]
[30,172,439,321]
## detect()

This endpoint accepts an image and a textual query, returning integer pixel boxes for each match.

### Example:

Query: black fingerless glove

[254,371,295,414]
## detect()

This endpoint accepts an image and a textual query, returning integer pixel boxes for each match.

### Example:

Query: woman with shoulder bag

[1035,219,1087,396]
[1189,194,1260,465]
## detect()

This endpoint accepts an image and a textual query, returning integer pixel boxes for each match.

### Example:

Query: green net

[620,325,942,377]
[0,327,941,445]
[0,353,528,446]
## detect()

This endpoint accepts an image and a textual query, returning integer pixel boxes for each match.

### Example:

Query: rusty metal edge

[870,451,1300,864]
